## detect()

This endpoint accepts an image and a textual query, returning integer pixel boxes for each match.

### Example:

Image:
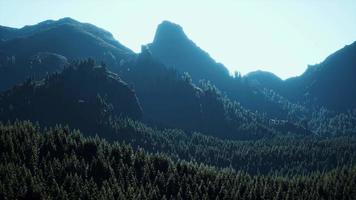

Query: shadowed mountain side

[115,47,311,139]
[243,42,356,111]
[0,18,135,91]
[244,70,283,91]
[0,23,131,65]
[0,52,68,91]
[0,59,142,134]
[283,41,356,110]
[147,21,290,118]
[148,21,230,86]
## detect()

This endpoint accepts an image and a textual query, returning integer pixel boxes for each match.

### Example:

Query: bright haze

[1,0,356,79]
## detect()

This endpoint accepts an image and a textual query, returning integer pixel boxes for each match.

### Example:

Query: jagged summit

[153,20,188,44]
[148,20,230,88]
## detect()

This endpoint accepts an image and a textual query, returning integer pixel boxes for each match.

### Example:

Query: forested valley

[0,18,356,199]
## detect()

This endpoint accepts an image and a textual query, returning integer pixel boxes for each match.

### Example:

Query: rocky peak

[153,21,188,44]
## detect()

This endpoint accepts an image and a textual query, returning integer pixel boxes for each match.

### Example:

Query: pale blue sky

[1,0,356,79]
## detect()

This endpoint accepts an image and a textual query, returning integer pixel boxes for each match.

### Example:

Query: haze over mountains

[1,18,355,112]
[1,17,356,199]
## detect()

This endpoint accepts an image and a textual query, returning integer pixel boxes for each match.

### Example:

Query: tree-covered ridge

[1,121,355,200]
[0,52,68,91]
[96,118,356,176]
[0,55,310,140]
[261,88,356,137]
[147,21,291,119]
[117,49,313,140]
[0,59,142,134]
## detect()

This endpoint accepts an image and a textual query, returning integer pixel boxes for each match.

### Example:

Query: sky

[1,0,356,79]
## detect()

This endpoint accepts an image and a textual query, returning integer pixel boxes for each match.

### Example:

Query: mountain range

[1,17,356,199]
[2,18,355,112]
[1,17,355,137]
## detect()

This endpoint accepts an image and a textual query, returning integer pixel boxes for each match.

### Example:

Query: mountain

[117,47,313,139]
[245,41,356,111]
[0,17,131,52]
[0,52,68,91]
[0,18,133,64]
[147,21,294,118]
[0,18,134,91]
[119,47,273,139]
[244,70,283,91]
[283,41,356,110]
[148,21,230,85]
[0,59,142,134]
[0,18,295,139]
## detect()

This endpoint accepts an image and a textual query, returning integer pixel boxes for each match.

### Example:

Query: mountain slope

[283,41,356,110]
[0,18,134,91]
[147,21,293,118]
[148,21,230,85]
[244,70,283,91]
[116,47,312,139]
[0,17,131,52]
[0,52,68,91]
[0,23,131,64]
[0,59,142,134]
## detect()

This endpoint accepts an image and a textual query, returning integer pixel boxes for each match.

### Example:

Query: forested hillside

[1,121,355,200]
[0,59,142,134]
[117,47,282,140]
[0,17,356,199]
[147,21,289,118]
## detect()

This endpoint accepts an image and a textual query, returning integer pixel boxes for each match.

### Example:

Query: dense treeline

[262,88,356,137]
[1,121,355,200]
[97,118,356,176]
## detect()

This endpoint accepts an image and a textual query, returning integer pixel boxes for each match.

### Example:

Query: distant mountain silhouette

[246,41,356,111]
[0,18,354,136]
[0,17,131,52]
[148,21,230,85]
[282,41,356,110]
[0,59,142,134]
[147,21,291,118]
[0,18,134,91]
[116,46,313,139]
[0,18,132,62]
[244,70,283,91]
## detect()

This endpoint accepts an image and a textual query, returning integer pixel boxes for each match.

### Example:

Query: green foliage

[1,121,355,200]
[98,118,356,176]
